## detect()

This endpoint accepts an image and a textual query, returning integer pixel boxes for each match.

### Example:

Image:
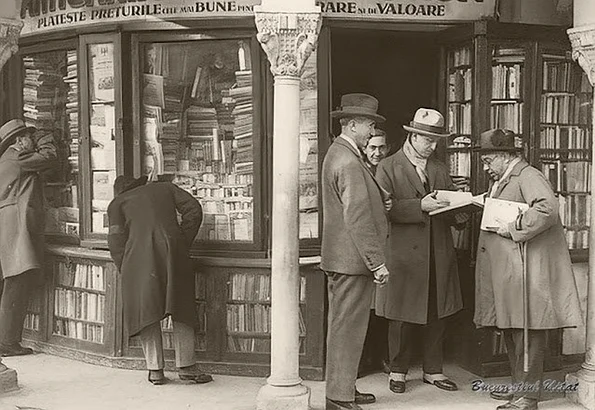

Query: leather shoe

[148,369,166,385]
[423,377,458,391]
[496,397,538,410]
[491,390,514,401]
[0,343,34,357]
[178,365,213,384]
[354,389,375,404]
[389,379,406,393]
[326,398,362,410]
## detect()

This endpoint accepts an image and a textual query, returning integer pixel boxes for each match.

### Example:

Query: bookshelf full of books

[226,272,307,355]
[538,50,593,253]
[140,39,256,243]
[446,44,473,251]
[22,50,81,238]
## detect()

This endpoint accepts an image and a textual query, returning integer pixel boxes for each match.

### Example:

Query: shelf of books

[538,51,593,255]
[22,270,49,342]
[48,257,117,355]
[87,42,117,235]
[127,273,208,354]
[446,44,473,251]
[23,49,81,239]
[225,272,307,356]
[140,40,255,243]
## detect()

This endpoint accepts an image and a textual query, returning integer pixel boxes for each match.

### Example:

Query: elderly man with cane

[474,129,582,410]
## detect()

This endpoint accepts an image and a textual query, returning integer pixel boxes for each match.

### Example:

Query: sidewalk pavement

[0,354,585,410]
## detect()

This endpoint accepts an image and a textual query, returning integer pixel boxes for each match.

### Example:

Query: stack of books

[231,71,253,175]
[23,56,63,130]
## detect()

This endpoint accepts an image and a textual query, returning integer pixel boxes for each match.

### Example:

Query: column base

[565,369,595,410]
[256,383,310,410]
[0,365,18,393]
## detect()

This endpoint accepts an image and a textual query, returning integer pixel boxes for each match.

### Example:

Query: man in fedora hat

[375,108,464,394]
[0,119,57,357]
[322,93,390,410]
[474,129,582,410]
[107,175,212,386]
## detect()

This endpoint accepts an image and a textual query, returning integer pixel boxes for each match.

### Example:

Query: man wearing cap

[107,175,213,386]
[0,119,57,357]
[322,93,390,410]
[375,108,464,394]
[474,129,582,410]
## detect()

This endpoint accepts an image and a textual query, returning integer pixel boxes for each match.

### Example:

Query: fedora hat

[403,108,450,138]
[0,119,36,157]
[477,129,521,153]
[331,93,386,123]
[113,175,148,197]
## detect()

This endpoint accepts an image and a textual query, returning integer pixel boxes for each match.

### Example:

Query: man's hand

[373,265,389,286]
[421,191,450,213]
[384,197,393,212]
[495,218,512,239]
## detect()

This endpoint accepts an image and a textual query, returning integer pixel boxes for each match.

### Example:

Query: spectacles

[481,156,498,166]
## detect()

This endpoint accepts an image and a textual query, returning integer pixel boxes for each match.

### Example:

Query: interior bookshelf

[446,44,473,251]
[140,39,255,244]
[226,272,307,354]
[538,50,593,252]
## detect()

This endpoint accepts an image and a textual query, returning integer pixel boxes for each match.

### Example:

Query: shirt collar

[339,134,361,157]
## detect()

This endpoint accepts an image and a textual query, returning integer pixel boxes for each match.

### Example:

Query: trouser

[325,272,374,402]
[138,319,196,370]
[503,329,547,401]
[0,270,38,347]
[359,310,388,373]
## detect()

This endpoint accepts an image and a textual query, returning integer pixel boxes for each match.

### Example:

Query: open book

[429,190,485,216]
[480,197,529,232]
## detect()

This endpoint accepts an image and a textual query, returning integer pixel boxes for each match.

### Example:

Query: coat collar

[395,149,427,196]
[492,159,529,198]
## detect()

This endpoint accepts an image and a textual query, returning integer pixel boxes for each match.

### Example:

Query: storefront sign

[20,0,497,36]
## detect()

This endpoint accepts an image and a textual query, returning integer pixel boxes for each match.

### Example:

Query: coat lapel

[397,150,427,197]
[427,159,439,192]
[493,160,529,198]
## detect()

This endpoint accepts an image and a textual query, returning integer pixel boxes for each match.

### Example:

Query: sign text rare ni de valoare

[20,0,497,36]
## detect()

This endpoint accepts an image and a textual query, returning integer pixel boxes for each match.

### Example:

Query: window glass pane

[88,43,117,234]
[23,49,80,238]
[140,39,254,243]
[299,52,318,239]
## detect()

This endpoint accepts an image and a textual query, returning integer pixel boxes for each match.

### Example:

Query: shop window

[22,49,80,238]
[139,39,256,244]
[299,52,319,240]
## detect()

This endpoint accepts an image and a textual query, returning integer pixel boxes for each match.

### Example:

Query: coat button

[480,246,486,252]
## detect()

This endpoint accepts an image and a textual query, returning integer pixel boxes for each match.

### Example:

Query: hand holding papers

[428,190,486,216]
[480,197,529,233]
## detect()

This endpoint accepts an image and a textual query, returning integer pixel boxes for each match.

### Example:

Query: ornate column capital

[255,11,321,77]
[0,17,23,71]
[568,24,595,86]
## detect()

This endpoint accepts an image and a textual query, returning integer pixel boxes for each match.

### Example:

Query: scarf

[402,138,429,186]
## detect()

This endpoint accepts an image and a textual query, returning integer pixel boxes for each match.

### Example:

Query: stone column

[566,23,595,410]
[254,4,321,410]
[0,5,23,396]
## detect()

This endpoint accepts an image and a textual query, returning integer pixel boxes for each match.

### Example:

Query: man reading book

[375,108,465,395]
[473,129,582,410]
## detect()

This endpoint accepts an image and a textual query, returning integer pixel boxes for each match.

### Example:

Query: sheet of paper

[480,197,529,232]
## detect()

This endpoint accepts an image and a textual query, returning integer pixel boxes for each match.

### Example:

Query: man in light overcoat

[321,93,390,410]
[0,119,57,357]
[474,129,582,410]
[375,108,464,394]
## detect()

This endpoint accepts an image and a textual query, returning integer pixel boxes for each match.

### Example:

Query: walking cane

[519,240,529,373]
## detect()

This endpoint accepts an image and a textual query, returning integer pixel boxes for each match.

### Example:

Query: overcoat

[474,160,582,329]
[375,149,463,324]
[0,135,57,279]
[320,137,389,276]
[107,181,202,336]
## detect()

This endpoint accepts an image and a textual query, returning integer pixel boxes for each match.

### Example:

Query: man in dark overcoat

[321,93,390,410]
[375,108,464,394]
[0,119,57,357]
[107,175,212,385]
[474,129,582,410]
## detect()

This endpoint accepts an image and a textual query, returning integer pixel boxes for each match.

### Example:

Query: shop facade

[0,0,592,397]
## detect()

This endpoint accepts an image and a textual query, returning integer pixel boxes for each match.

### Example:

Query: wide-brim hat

[0,119,36,157]
[331,93,386,123]
[403,108,450,138]
[113,175,148,197]
[476,129,522,153]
